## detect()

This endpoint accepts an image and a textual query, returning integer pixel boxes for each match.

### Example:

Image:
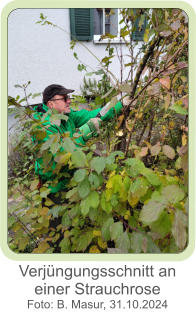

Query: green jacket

[33,102,122,193]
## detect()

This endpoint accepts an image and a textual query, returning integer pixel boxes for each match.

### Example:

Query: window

[93,9,118,36]
[69,9,146,43]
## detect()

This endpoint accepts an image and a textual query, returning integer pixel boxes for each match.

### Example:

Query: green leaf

[125,158,145,177]
[18,238,29,251]
[76,231,93,252]
[130,232,145,253]
[141,167,161,186]
[161,185,185,203]
[77,64,86,72]
[69,204,80,218]
[8,215,16,228]
[40,135,56,152]
[62,213,71,227]
[90,157,106,174]
[128,177,149,207]
[48,205,65,218]
[78,177,90,199]
[40,187,51,198]
[32,93,41,99]
[101,218,114,241]
[80,198,90,217]
[88,191,100,209]
[71,150,86,167]
[106,174,123,193]
[146,236,161,253]
[172,209,187,250]
[73,52,78,59]
[170,103,188,115]
[62,138,76,152]
[65,187,78,199]
[59,238,71,253]
[55,152,70,164]
[140,200,167,225]
[100,192,113,213]
[88,172,100,188]
[129,177,149,198]
[33,130,47,141]
[73,169,86,182]
[110,222,123,241]
[150,211,172,237]
[116,232,130,253]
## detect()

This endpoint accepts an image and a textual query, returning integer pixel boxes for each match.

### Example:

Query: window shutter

[132,15,147,41]
[70,8,93,41]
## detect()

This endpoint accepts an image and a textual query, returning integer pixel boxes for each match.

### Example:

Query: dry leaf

[159,77,171,90]
[150,142,161,156]
[162,145,176,159]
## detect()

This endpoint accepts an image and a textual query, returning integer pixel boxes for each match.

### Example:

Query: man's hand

[79,118,102,141]
[88,118,102,133]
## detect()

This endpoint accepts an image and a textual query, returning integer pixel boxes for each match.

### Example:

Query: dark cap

[43,84,74,104]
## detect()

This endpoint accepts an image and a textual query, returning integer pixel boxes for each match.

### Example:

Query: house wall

[8,8,135,105]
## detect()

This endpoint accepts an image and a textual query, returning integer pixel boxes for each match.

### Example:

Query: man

[33,84,128,198]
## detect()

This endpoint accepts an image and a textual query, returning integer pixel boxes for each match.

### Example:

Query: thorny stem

[137,121,148,146]
[11,212,40,246]
[146,111,155,143]
[123,39,188,114]
[123,39,188,155]
[124,95,151,157]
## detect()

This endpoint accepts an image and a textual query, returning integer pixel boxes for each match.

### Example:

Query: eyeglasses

[50,95,70,102]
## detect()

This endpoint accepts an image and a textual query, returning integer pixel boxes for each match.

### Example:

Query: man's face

[47,94,71,113]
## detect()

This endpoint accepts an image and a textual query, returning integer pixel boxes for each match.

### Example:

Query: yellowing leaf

[128,194,139,207]
[116,115,124,129]
[182,134,187,146]
[40,207,49,216]
[33,241,50,253]
[97,237,107,249]
[93,230,102,237]
[105,188,112,201]
[30,179,39,191]
[144,28,150,42]
[116,129,124,137]
[89,245,101,253]
[106,174,123,192]
[169,121,175,129]
[44,198,54,206]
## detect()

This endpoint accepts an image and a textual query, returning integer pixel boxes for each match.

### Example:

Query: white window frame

[93,9,130,44]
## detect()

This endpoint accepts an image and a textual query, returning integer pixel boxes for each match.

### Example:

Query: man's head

[43,84,74,113]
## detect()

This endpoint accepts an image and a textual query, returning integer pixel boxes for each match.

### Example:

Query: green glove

[79,118,102,141]
[99,101,123,121]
